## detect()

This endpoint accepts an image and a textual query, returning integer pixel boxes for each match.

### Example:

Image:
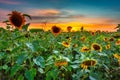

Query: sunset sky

[0,0,120,31]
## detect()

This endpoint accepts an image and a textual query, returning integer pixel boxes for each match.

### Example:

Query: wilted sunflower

[115,39,120,46]
[91,43,102,52]
[81,59,97,69]
[80,36,86,42]
[54,60,68,67]
[62,41,70,48]
[9,11,25,30]
[81,46,90,52]
[67,26,72,32]
[51,26,61,36]
[105,44,110,49]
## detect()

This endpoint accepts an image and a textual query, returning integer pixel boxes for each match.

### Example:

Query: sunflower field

[0,11,120,80]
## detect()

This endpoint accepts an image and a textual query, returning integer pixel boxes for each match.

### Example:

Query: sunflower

[9,11,25,30]
[67,26,72,32]
[81,46,90,52]
[66,36,71,42]
[113,53,120,59]
[91,31,95,36]
[91,43,102,52]
[115,39,120,46]
[105,44,110,49]
[103,37,108,42]
[51,26,61,36]
[81,59,97,69]
[54,60,68,67]
[80,36,86,42]
[62,41,70,48]
[109,37,114,42]
[73,44,78,48]
[113,53,120,65]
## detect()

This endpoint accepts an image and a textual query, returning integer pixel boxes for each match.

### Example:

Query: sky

[0,0,120,31]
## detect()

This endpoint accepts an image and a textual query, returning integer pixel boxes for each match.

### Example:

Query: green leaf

[0,52,5,59]
[22,23,30,31]
[25,68,36,80]
[2,64,8,70]
[71,65,79,69]
[17,53,27,64]
[23,14,32,20]
[33,56,45,68]
[10,64,22,77]
[2,20,9,23]
[18,75,24,80]
[26,42,35,52]
[89,76,97,80]
[38,68,44,74]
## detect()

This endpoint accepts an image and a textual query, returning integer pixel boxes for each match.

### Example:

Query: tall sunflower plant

[3,11,31,31]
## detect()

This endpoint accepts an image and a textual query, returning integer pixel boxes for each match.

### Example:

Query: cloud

[0,8,10,21]
[25,8,85,23]
[26,9,61,16]
[0,0,21,5]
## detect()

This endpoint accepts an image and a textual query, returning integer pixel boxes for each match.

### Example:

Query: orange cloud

[27,9,61,16]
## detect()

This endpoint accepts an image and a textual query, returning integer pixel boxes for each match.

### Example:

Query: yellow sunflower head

[9,11,25,30]
[113,53,120,59]
[105,44,110,49]
[115,39,120,46]
[81,46,90,52]
[54,60,68,67]
[80,36,86,42]
[62,41,70,48]
[81,59,97,69]
[73,44,78,48]
[91,43,102,52]
[67,26,72,32]
[51,25,61,36]
[103,37,108,42]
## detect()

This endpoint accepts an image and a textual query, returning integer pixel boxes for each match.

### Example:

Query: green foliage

[0,27,120,80]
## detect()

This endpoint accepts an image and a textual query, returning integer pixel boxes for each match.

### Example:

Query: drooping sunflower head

[91,31,95,36]
[116,39,120,46]
[51,25,61,36]
[81,59,97,69]
[106,44,110,49]
[109,37,114,42]
[9,11,25,30]
[81,46,90,52]
[67,26,72,32]
[62,41,70,48]
[91,43,102,52]
[54,60,68,67]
